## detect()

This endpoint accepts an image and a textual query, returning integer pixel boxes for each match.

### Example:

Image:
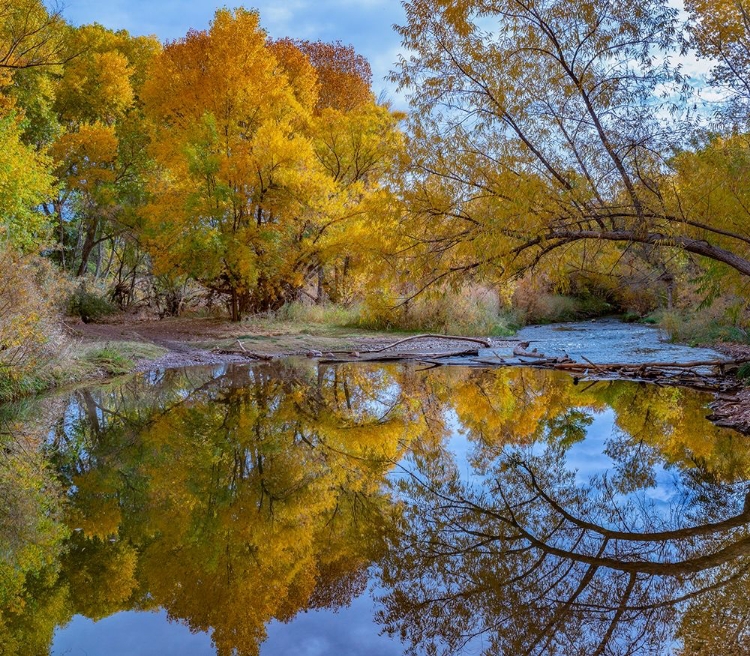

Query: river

[0,325,746,655]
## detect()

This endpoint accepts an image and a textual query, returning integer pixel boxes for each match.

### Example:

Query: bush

[513,292,612,324]
[68,287,116,323]
[0,246,69,401]
[358,286,519,336]
[511,273,614,324]
[657,309,750,345]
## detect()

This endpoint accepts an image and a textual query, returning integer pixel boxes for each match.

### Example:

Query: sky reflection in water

[0,361,743,656]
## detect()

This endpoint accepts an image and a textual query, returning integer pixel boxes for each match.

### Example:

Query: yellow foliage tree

[142,10,403,319]
[388,0,750,304]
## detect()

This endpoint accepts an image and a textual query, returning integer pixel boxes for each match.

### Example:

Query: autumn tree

[283,39,374,113]
[142,10,328,319]
[390,0,750,303]
[685,0,750,125]
[274,38,403,304]
[46,24,159,277]
[142,11,402,319]
[0,0,66,252]
[0,0,68,72]
[0,110,54,251]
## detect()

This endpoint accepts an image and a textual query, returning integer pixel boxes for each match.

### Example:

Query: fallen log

[582,356,608,375]
[320,348,480,364]
[365,334,491,353]
[513,347,548,359]
[538,361,737,375]
[553,358,748,370]
[211,347,274,361]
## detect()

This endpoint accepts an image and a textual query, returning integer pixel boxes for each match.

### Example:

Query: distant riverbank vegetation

[1,0,749,399]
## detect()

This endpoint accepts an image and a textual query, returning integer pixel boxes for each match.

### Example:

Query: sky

[60,0,409,106]
[58,1,720,113]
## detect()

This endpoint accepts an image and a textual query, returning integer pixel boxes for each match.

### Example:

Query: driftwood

[319,334,491,362]
[365,334,492,353]
[513,341,548,359]
[320,347,480,364]
[707,389,750,433]
[211,341,274,361]
[551,358,750,371]
[473,356,749,394]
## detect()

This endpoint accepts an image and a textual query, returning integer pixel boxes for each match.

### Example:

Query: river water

[1,331,747,655]
[495,318,726,364]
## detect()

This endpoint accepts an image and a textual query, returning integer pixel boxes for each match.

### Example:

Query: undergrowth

[269,293,520,336]
[655,309,750,346]
[0,341,167,404]
[242,288,620,337]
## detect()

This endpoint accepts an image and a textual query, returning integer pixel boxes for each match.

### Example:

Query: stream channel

[2,321,747,655]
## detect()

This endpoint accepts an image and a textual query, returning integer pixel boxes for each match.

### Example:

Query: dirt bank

[70,316,516,369]
[70,316,750,434]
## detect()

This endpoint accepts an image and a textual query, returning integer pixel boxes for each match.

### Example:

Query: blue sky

[61,0,408,104]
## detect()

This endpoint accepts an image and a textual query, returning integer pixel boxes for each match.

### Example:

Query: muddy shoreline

[72,317,750,435]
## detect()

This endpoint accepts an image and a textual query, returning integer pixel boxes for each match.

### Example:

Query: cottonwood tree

[142,11,403,319]
[0,0,68,72]
[391,0,750,299]
[47,24,160,277]
[685,0,750,125]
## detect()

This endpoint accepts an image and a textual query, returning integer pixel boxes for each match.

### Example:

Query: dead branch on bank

[211,342,274,361]
[365,334,492,352]
[320,347,480,364]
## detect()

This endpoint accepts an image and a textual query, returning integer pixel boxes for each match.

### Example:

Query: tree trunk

[77,217,99,277]
[230,289,240,322]
[316,266,325,304]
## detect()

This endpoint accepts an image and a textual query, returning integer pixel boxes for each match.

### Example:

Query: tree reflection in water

[379,368,750,656]
[48,362,415,656]
[0,362,747,655]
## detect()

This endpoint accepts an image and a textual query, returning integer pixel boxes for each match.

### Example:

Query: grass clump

[81,341,167,376]
[83,347,134,375]
[620,311,642,323]
[274,302,361,327]
[357,286,519,336]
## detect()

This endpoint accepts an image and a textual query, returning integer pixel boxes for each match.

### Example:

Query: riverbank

[6,316,749,434]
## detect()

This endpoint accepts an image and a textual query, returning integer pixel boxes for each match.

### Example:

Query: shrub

[0,246,68,395]
[68,286,116,323]
[358,285,519,336]
[657,309,749,345]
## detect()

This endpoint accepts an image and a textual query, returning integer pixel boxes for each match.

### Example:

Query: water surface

[1,360,747,655]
